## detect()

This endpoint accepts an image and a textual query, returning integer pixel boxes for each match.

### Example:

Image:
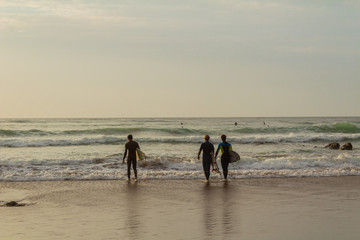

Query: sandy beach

[1,177,360,240]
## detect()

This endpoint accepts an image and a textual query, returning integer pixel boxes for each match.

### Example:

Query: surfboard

[136,149,146,161]
[211,160,220,173]
[211,153,222,178]
[229,150,240,163]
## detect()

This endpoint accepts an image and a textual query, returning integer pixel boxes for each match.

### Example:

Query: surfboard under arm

[136,149,146,161]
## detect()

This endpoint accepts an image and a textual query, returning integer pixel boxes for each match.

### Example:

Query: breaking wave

[0,127,204,137]
[1,133,360,148]
[232,122,360,134]
[0,134,360,148]
[1,155,360,181]
[0,122,359,137]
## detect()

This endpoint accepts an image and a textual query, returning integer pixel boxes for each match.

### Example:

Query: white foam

[1,156,360,182]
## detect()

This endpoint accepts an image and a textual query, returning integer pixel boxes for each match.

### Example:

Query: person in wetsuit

[198,135,215,182]
[215,134,232,181]
[122,134,140,181]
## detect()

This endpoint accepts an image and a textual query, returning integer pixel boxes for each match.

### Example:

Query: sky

[1,0,359,118]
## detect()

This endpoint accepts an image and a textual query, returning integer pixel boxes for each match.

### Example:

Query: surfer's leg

[133,158,138,179]
[202,158,210,180]
[127,159,131,179]
[221,158,229,179]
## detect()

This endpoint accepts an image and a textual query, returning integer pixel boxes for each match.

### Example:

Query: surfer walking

[215,134,232,181]
[198,135,215,182]
[123,134,140,181]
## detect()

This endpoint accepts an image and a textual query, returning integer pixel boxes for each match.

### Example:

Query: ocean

[1,117,359,181]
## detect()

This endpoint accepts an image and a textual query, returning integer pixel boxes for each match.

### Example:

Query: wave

[1,122,359,138]
[234,134,360,144]
[1,133,360,148]
[311,122,360,133]
[1,141,360,181]
[231,122,360,134]
[0,129,50,137]
[0,127,205,137]
[0,128,144,137]
[0,137,123,148]
[1,158,359,182]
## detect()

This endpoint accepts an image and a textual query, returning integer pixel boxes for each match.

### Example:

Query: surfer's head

[127,134,133,140]
[204,135,210,141]
[221,134,226,142]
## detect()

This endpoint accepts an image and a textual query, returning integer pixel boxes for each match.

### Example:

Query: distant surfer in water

[198,135,215,183]
[123,134,140,182]
[215,134,232,181]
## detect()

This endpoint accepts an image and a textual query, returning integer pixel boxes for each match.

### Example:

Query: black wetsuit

[123,140,140,179]
[221,143,230,179]
[199,141,215,180]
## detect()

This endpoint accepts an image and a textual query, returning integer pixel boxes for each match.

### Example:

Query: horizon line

[1,116,359,119]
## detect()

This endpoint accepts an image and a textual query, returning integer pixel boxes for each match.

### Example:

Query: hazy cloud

[1,0,359,117]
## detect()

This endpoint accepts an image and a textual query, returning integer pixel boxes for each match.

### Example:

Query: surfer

[198,135,215,182]
[215,134,232,181]
[122,134,140,181]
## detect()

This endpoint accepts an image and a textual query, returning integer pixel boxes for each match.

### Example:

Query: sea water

[0,117,360,181]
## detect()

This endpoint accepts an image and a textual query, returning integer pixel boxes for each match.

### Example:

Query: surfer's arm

[214,144,220,158]
[123,146,128,163]
[214,149,219,159]
[198,145,203,160]
[229,144,233,151]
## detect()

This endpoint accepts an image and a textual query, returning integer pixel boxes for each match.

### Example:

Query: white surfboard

[211,152,222,178]
[229,150,240,163]
[211,157,220,173]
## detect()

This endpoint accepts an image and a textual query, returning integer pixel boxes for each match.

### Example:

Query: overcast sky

[1,0,359,118]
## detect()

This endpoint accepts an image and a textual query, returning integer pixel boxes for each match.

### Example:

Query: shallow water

[1,117,360,181]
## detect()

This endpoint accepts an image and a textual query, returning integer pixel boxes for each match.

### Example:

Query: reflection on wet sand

[201,182,238,239]
[1,178,359,240]
[125,182,140,239]
[202,183,217,237]
[221,182,234,237]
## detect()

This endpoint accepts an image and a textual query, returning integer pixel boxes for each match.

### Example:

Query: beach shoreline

[1,117,360,182]
[1,176,360,240]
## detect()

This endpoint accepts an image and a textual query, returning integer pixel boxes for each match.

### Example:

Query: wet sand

[1,177,360,240]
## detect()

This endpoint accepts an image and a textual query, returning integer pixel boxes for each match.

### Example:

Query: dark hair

[204,135,210,141]
[127,134,133,140]
[221,134,226,142]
